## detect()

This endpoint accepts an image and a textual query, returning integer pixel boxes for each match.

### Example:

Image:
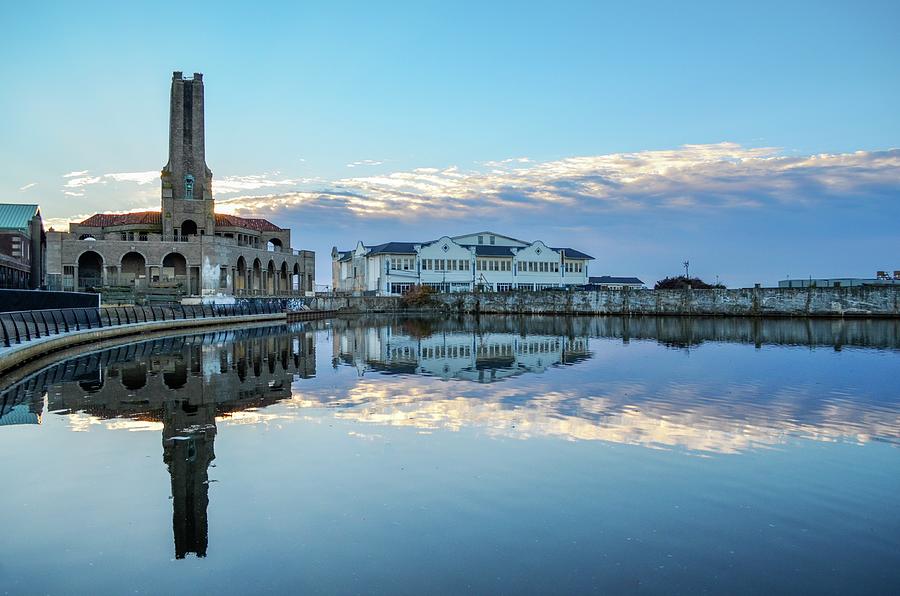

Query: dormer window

[478,235,484,244]
[490,235,495,245]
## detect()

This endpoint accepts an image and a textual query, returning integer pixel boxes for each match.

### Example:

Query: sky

[0,0,898,287]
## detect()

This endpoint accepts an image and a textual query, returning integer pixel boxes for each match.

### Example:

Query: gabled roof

[79,211,161,228]
[0,204,40,231]
[366,242,418,255]
[451,231,529,245]
[553,247,594,260]
[589,276,644,285]
[214,213,282,232]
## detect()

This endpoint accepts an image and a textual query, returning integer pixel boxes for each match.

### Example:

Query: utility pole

[683,260,690,280]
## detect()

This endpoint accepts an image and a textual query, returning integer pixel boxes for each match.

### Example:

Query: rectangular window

[490,235,495,245]
[478,235,484,244]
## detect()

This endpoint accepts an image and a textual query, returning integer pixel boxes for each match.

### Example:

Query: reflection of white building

[335,324,591,383]
[331,231,593,295]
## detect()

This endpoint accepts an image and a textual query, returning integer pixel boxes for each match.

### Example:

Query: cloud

[64,175,103,188]
[213,174,317,195]
[346,159,384,168]
[19,182,37,191]
[219,143,900,222]
[104,171,158,185]
[53,144,900,231]
[63,170,89,178]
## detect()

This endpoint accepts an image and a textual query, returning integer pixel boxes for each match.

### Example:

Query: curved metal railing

[0,302,286,348]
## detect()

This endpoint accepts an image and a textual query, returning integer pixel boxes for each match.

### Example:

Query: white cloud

[63,170,89,178]
[64,175,104,188]
[19,182,37,191]
[104,171,158,185]
[346,159,384,168]
[214,174,316,194]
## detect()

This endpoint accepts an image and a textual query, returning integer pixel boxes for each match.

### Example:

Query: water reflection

[0,325,315,558]
[1,315,899,558]
[333,317,591,381]
[323,316,900,452]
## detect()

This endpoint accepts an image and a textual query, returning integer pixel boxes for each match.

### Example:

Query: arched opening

[162,252,187,280]
[181,219,198,236]
[78,234,96,241]
[120,252,146,287]
[279,261,288,294]
[267,238,283,252]
[252,258,262,291]
[293,262,301,292]
[163,361,188,389]
[77,251,103,289]
[78,377,103,393]
[236,256,247,292]
[120,363,147,391]
[267,260,276,294]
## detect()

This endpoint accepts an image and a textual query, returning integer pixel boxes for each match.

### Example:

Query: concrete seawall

[308,287,900,318]
[0,312,286,376]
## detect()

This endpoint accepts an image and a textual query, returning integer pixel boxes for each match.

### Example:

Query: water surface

[1,316,898,594]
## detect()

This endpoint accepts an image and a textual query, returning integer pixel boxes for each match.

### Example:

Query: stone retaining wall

[308,287,900,318]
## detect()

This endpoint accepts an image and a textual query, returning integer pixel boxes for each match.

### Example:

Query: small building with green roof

[0,203,44,289]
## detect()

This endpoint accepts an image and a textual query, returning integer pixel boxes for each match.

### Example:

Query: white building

[587,276,645,290]
[331,231,593,295]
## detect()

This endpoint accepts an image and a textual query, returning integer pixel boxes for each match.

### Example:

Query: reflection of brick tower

[163,394,217,559]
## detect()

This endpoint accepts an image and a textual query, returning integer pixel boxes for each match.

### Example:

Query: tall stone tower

[161,71,215,239]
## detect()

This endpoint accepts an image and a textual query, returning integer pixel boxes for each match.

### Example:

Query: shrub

[401,284,436,308]
[655,275,725,290]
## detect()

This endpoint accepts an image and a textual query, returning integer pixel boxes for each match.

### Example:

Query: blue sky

[1,0,898,286]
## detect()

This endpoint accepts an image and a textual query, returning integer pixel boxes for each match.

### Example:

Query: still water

[1,316,898,595]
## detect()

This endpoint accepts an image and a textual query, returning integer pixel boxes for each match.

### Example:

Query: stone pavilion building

[47,72,314,298]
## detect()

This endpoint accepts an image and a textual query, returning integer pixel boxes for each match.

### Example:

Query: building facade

[46,72,314,298]
[332,232,593,295]
[587,276,645,290]
[778,274,900,288]
[0,204,44,289]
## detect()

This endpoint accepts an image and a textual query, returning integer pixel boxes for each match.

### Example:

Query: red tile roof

[77,211,282,233]
[215,213,282,232]
[79,211,162,227]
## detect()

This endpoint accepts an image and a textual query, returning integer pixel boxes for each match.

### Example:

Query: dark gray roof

[366,242,418,255]
[337,251,353,262]
[554,248,594,260]
[466,245,516,256]
[589,276,644,285]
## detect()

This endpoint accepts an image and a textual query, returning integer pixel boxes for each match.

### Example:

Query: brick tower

[161,71,215,239]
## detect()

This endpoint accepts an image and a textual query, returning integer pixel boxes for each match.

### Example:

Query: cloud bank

[214,143,900,222]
